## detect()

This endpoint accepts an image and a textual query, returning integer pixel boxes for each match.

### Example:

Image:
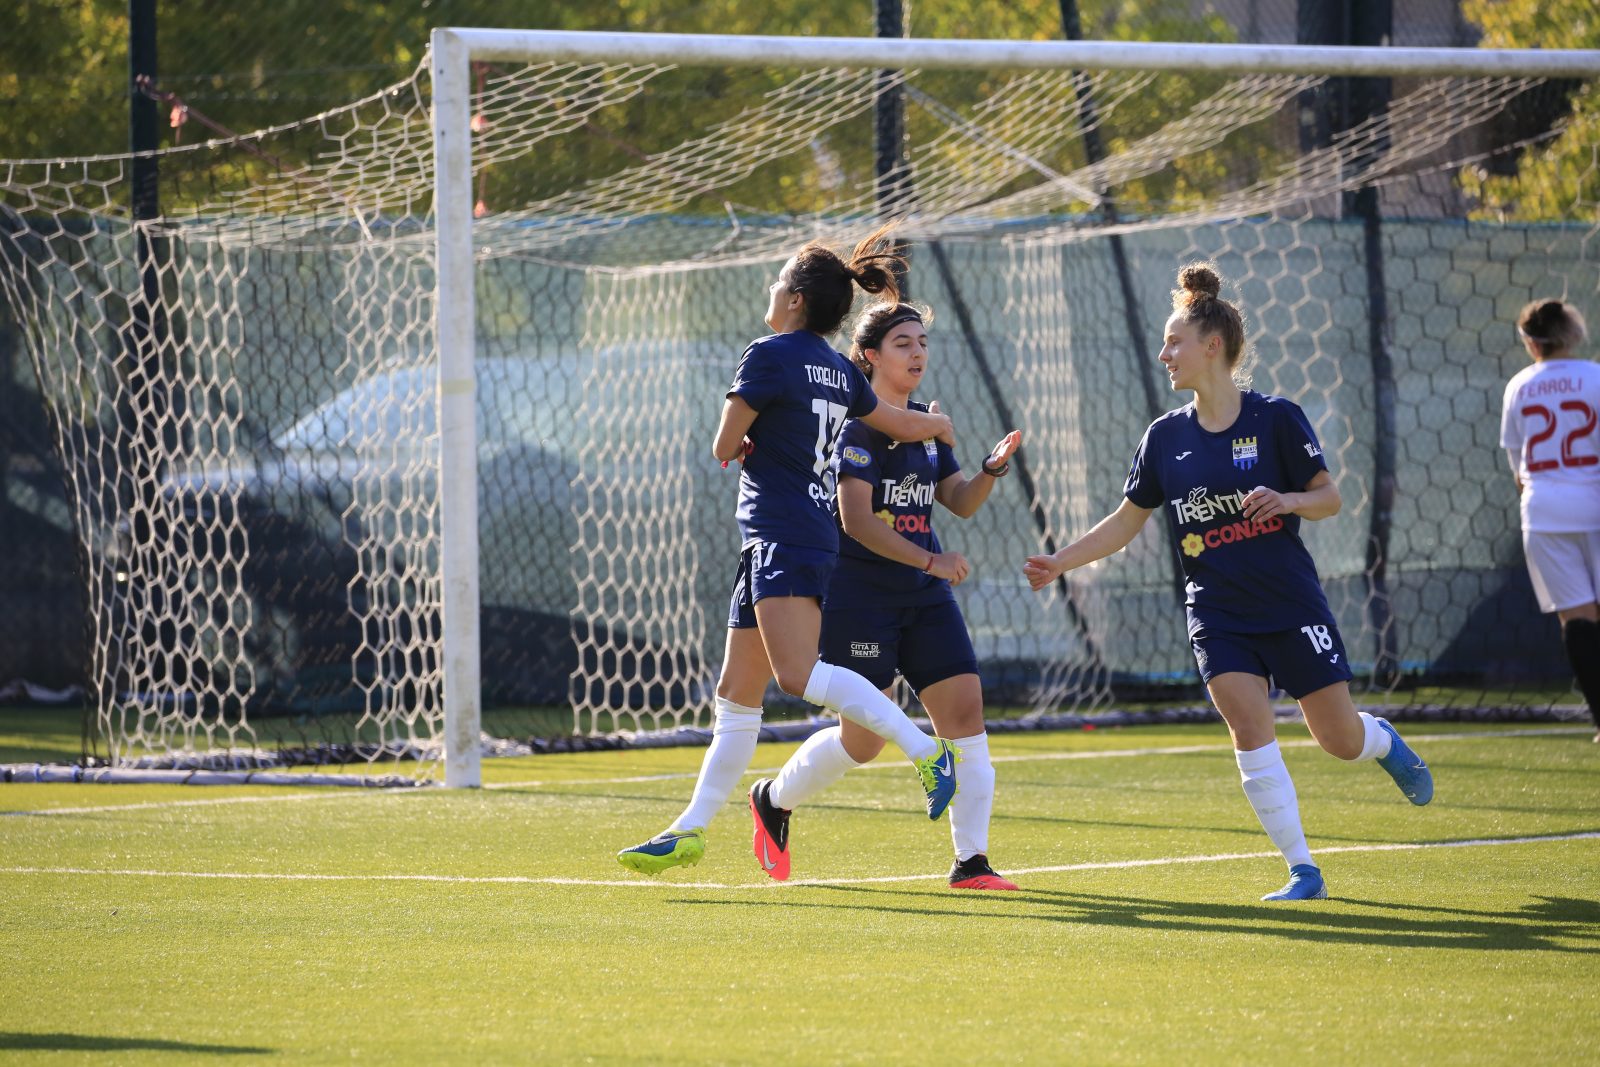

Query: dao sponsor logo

[1231,436,1258,471]
[850,641,880,658]
[842,445,872,467]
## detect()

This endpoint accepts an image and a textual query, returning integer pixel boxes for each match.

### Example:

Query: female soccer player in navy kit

[1499,299,1600,740]
[618,228,963,876]
[746,301,1023,888]
[1023,264,1434,902]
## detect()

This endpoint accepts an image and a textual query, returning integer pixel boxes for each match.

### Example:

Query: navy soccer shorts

[820,596,978,692]
[727,540,837,629]
[1190,621,1355,699]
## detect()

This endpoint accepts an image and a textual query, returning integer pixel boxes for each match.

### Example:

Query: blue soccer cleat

[1375,718,1434,806]
[1262,863,1328,902]
[616,827,706,876]
[913,737,962,821]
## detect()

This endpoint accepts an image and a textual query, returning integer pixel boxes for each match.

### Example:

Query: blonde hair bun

[1177,263,1222,303]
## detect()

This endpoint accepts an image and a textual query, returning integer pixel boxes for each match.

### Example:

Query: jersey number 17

[811,398,849,483]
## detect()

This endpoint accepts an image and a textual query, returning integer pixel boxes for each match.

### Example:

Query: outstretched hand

[1022,552,1065,591]
[987,429,1022,468]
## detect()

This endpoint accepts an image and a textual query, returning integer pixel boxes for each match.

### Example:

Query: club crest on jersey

[1231,436,1259,470]
[842,445,872,467]
[924,438,938,462]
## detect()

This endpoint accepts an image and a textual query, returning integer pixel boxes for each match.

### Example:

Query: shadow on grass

[0,1032,272,1054]
[670,884,1600,954]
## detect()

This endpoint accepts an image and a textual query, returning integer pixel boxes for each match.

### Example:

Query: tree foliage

[1459,0,1599,221]
[2,2,1265,220]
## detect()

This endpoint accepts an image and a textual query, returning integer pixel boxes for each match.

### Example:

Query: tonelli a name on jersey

[804,364,850,390]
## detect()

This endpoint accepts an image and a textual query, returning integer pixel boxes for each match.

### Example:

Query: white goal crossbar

[430,30,1600,787]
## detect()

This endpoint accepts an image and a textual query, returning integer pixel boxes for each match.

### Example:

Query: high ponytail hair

[1517,298,1588,357]
[1172,262,1251,384]
[785,222,906,336]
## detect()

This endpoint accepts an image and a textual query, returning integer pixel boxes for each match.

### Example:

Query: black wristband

[981,456,1010,478]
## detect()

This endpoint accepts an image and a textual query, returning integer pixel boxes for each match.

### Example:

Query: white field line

[487,726,1592,788]
[2,831,1595,891]
[4,726,1588,818]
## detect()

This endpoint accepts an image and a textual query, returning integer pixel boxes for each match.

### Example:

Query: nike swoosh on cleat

[760,839,778,871]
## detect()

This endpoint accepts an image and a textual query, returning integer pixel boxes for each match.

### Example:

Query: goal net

[1,32,1595,782]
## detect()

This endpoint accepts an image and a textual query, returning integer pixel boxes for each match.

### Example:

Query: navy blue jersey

[1123,391,1333,635]
[727,331,878,552]
[826,400,961,609]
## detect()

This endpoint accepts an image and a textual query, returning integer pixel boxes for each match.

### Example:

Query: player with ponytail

[618,225,964,877]
[747,300,1023,888]
[1023,263,1435,902]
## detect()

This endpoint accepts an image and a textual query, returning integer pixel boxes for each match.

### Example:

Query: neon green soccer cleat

[913,737,962,821]
[617,828,706,875]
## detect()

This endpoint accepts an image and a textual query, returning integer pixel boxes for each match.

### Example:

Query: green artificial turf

[2,722,1597,1064]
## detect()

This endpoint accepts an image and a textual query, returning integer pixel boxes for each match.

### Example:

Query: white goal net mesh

[1,44,1595,776]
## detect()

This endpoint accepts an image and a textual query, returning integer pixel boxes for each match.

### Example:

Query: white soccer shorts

[1522,529,1600,613]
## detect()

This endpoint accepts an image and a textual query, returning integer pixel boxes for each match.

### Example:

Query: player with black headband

[618,227,964,877]
[747,301,1024,888]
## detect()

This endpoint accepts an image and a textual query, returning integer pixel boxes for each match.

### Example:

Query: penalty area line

[2,830,1594,891]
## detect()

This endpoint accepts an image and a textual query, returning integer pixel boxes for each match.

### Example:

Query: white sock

[1353,711,1392,762]
[948,732,993,861]
[1235,741,1314,869]
[803,661,937,761]
[669,696,762,832]
[768,725,861,811]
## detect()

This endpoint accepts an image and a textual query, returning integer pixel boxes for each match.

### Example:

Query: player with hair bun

[1499,298,1600,740]
[1022,262,1435,902]
[747,300,1023,889]
[618,225,963,877]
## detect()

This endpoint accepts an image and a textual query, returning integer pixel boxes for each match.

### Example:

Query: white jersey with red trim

[1499,358,1600,533]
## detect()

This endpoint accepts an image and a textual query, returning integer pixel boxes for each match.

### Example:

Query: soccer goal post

[3,30,1597,787]
[430,30,1600,787]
